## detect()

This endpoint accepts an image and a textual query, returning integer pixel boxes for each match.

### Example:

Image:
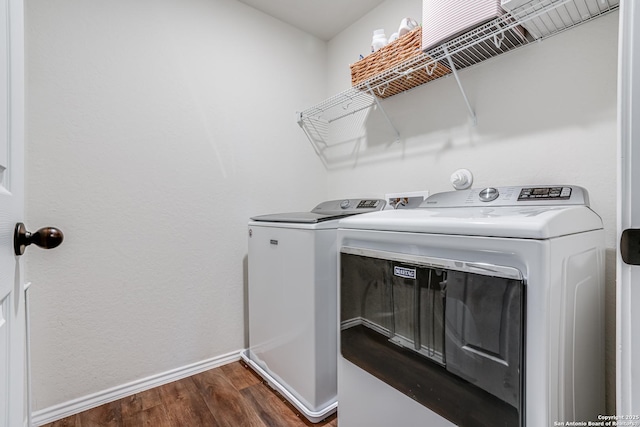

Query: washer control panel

[356,199,384,209]
[421,186,589,208]
[313,199,386,214]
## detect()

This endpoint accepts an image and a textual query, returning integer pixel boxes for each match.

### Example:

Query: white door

[618,0,640,416]
[0,0,25,426]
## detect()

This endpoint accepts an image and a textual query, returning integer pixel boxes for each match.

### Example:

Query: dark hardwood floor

[42,361,338,427]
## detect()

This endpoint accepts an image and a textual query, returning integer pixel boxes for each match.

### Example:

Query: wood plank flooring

[42,361,338,427]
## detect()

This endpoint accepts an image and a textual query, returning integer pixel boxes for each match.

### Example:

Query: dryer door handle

[621,228,640,265]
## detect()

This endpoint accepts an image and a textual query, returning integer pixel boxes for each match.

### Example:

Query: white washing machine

[337,186,605,426]
[243,198,385,423]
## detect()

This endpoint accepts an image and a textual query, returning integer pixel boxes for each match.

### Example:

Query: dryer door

[340,247,525,427]
[444,270,524,409]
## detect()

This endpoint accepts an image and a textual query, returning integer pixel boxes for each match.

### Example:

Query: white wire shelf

[297,0,619,166]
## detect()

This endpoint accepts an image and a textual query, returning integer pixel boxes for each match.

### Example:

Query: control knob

[479,187,499,202]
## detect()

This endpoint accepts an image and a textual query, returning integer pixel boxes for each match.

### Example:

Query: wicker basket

[350,27,450,99]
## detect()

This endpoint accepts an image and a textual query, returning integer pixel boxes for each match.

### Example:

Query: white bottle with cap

[398,18,418,38]
[371,29,387,52]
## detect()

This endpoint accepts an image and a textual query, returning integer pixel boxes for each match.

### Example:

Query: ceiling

[236,0,386,41]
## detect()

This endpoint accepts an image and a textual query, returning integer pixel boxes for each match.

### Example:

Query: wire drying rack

[297,0,619,167]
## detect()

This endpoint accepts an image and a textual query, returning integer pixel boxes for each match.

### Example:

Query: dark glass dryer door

[340,247,525,427]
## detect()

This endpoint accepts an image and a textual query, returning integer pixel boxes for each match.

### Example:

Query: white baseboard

[31,349,243,426]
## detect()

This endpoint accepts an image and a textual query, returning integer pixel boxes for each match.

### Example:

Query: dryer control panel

[517,186,573,201]
[421,185,590,208]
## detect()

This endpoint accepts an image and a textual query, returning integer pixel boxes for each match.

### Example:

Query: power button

[479,187,499,202]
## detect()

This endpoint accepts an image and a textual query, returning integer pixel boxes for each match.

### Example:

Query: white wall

[24,0,327,412]
[326,0,618,411]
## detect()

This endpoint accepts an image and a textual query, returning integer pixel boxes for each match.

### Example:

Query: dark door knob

[14,222,64,256]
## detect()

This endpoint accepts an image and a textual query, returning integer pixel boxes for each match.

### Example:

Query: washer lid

[250,198,386,224]
[250,211,353,224]
[338,205,603,239]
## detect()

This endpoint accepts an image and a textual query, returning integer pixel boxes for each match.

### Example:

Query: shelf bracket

[296,111,331,168]
[493,29,506,49]
[425,61,439,76]
[365,83,401,142]
[443,46,477,126]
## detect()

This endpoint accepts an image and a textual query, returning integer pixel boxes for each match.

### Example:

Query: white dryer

[337,186,605,426]
[243,198,385,423]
